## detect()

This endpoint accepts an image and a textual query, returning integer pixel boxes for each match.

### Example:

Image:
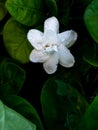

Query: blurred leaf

[5,0,44,26]
[0,59,26,95]
[82,42,98,67]
[0,2,7,21]
[76,95,98,130]
[83,55,98,67]
[2,95,44,130]
[0,100,36,130]
[84,0,98,43]
[41,79,88,130]
[44,0,58,16]
[3,18,32,63]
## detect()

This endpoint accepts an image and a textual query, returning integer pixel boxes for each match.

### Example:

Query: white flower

[27,16,77,74]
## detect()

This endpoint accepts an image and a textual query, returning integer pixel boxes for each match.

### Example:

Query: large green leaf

[0,100,36,130]
[41,79,88,130]
[0,2,7,21]
[3,95,44,130]
[3,18,32,63]
[76,95,98,130]
[5,0,44,26]
[84,0,98,43]
[0,59,26,95]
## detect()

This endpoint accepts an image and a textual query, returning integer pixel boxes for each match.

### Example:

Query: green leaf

[82,42,98,67]
[0,100,36,130]
[83,55,98,67]
[3,18,32,63]
[84,0,98,43]
[76,95,98,130]
[2,95,44,130]
[44,0,58,16]
[0,2,7,21]
[0,59,26,95]
[5,0,44,26]
[41,79,88,130]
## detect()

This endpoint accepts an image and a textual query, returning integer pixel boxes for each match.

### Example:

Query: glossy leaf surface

[41,79,88,130]
[3,95,44,130]
[84,0,98,43]
[76,95,98,130]
[0,100,36,130]
[3,18,32,63]
[5,0,44,26]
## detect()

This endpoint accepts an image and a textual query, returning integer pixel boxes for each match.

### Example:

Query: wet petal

[44,16,59,33]
[30,49,49,63]
[43,30,60,46]
[43,52,59,74]
[58,30,77,48]
[58,44,75,67]
[27,29,43,50]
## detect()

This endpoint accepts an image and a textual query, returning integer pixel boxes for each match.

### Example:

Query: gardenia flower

[27,16,77,74]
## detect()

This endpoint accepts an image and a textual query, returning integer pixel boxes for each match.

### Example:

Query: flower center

[44,44,58,54]
[42,30,60,54]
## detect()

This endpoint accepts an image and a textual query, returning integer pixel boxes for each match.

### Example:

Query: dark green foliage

[5,0,44,26]
[0,2,7,21]
[0,59,26,95]
[76,95,98,130]
[44,0,58,16]
[84,0,98,43]
[0,100,36,130]
[3,95,44,130]
[41,79,88,130]
[0,0,98,130]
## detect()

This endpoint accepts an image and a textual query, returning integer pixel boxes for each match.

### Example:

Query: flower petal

[58,30,77,48]
[30,49,49,63]
[42,30,60,46]
[44,16,59,33]
[43,52,59,74]
[27,29,43,50]
[58,44,75,67]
